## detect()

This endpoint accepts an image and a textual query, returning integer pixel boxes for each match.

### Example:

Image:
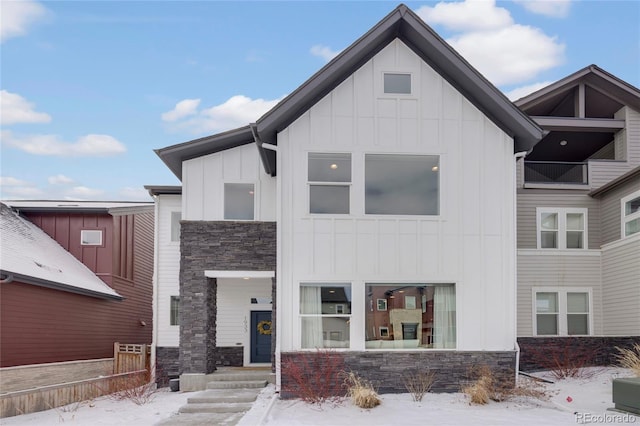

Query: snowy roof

[0,203,122,300]
[3,200,153,213]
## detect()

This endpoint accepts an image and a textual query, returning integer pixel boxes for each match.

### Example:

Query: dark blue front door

[251,311,272,363]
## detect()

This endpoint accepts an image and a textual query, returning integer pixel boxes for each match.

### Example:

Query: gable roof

[156,3,543,179]
[0,203,122,300]
[589,166,640,198]
[515,64,640,114]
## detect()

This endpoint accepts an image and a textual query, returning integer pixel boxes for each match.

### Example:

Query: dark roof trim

[515,64,640,112]
[589,166,640,198]
[0,270,124,300]
[144,185,182,197]
[8,204,153,215]
[156,4,543,179]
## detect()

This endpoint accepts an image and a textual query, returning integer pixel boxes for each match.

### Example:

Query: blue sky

[1,0,639,201]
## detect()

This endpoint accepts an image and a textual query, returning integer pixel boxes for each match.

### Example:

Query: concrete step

[187,389,261,404]
[178,402,254,414]
[157,412,245,425]
[206,380,267,389]
[208,372,272,382]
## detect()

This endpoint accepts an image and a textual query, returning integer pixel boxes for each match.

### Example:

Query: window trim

[536,207,588,250]
[621,189,640,238]
[382,72,413,95]
[80,229,104,246]
[532,287,593,336]
[299,282,352,350]
[223,182,256,221]
[307,152,352,215]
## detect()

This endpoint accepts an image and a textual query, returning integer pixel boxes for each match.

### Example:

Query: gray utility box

[612,377,640,415]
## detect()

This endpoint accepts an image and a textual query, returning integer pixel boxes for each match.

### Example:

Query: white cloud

[0,176,42,198]
[516,0,572,18]
[0,176,30,186]
[1,130,127,157]
[1,0,48,43]
[48,174,74,185]
[65,186,105,199]
[310,44,340,62]
[161,98,201,122]
[1,90,52,125]
[416,1,512,32]
[119,186,152,201]
[505,81,555,101]
[416,0,565,87]
[163,94,283,134]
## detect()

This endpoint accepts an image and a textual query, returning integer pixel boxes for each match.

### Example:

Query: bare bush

[280,350,346,405]
[526,338,603,379]
[95,366,158,405]
[403,370,436,402]
[463,365,550,405]
[615,344,640,377]
[343,371,381,409]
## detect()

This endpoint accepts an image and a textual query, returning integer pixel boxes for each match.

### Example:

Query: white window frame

[307,152,352,215]
[81,229,103,246]
[532,287,593,336]
[621,189,640,238]
[223,182,256,221]
[299,282,352,350]
[382,72,413,95]
[536,207,588,249]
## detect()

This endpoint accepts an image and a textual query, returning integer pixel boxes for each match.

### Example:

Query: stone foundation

[518,336,640,372]
[215,347,244,367]
[280,350,516,398]
[155,347,180,387]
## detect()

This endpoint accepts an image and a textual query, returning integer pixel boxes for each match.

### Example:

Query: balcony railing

[524,161,588,184]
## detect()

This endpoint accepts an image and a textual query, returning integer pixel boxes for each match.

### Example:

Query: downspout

[513,150,528,382]
[150,194,160,380]
[0,273,14,284]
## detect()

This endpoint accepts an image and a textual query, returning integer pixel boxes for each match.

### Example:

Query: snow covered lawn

[3,367,637,425]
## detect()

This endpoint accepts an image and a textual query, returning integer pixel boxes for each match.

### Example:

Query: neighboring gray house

[514,65,640,367]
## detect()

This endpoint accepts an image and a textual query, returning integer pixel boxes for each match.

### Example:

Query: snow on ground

[3,367,637,425]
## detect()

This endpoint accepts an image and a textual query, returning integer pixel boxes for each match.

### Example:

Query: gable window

[170,211,181,242]
[300,283,351,348]
[366,283,455,349]
[534,289,591,336]
[365,154,439,215]
[308,153,351,214]
[224,183,255,220]
[170,296,179,326]
[383,73,411,94]
[537,208,587,249]
[81,229,103,246]
[622,190,640,237]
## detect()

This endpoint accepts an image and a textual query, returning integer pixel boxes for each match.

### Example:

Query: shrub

[526,338,603,379]
[463,365,551,405]
[95,366,157,405]
[280,350,346,404]
[403,369,436,402]
[615,344,640,377]
[343,372,381,409]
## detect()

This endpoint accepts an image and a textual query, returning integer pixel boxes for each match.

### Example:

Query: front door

[250,311,272,363]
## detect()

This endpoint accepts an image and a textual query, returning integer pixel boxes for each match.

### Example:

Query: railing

[524,161,588,184]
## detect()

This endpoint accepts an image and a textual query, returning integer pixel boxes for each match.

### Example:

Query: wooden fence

[113,343,151,374]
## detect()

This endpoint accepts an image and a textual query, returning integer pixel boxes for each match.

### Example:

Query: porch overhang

[204,270,275,279]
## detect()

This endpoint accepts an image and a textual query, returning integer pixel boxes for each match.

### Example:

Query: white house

[149,4,543,393]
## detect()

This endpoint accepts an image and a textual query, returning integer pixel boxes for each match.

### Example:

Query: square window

[224,183,255,220]
[534,289,590,336]
[300,283,351,349]
[365,154,439,215]
[537,208,586,249]
[377,299,388,311]
[309,185,349,214]
[308,153,351,214]
[384,73,411,94]
[405,295,416,309]
[379,327,389,338]
[81,230,103,246]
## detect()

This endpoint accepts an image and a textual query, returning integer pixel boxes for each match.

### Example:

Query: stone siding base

[518,336,640,372]
[155,347,179,387]
[280,350,516,399]
[214,347,244,367]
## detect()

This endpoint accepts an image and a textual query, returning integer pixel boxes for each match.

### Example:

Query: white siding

[602,236,640,335]
[182,143,276,221]
[156,194,181,347]
[516,251,603,337]
[278,39,517,352]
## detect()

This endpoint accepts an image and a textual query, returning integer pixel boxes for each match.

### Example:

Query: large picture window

[537,208,587,249]
[622,190,640,238]
[300,283,351,349]
[224,183,255,220]
[534,288,591,336]
[365,154,439,215]
[365,283,455,349]
[308,153,351,214]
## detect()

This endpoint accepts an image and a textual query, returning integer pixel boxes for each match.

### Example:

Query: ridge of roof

[156,3,543,180]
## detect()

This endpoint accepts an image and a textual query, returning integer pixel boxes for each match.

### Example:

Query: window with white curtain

[622,190,640,238]
[365,283,455,349]
[300,283,351,349]
[534,288,591,336]
[537,207,587,249]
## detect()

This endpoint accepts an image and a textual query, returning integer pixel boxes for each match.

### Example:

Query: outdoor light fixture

[560,140,568,146]
[432,166,439,172]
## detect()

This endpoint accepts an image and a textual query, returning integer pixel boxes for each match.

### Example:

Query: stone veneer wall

[215,347,244,367]
[518,336,640,372]
[179,221,276,375]
[280,351,516,398]
[155,347,179,387]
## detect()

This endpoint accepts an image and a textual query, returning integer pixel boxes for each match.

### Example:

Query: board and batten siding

[182,143,276,221]
[278,39,517,352]
[155,195,181,347]
[598,174,640,245]
[516,191,601,249]
[516,252,603,337]
[601,236,640,335]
